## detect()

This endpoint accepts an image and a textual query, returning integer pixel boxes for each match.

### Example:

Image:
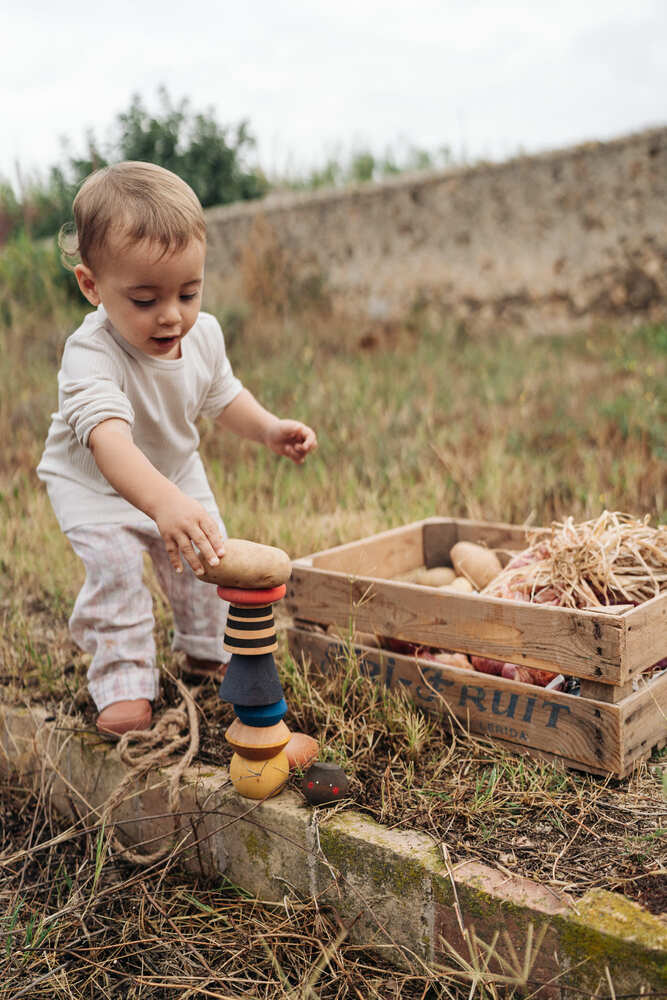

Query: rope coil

[98,676,200,864]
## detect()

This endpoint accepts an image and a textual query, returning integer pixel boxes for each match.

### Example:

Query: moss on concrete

[318,814,431,901]
[556,889,667,990]
[241,828,271,875]
[439,876,530,926]
[574,889,667,948]
[316,809,667,991]
[315,815,435,955]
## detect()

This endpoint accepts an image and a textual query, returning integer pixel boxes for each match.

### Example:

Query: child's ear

[74,264,102,306]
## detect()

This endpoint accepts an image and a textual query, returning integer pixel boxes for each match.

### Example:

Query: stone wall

[205,127,667,332]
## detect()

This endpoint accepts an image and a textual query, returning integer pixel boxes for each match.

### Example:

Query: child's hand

[265,419,318,464]
[153,491,226,575]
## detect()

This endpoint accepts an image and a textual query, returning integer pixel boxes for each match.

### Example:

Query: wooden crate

[285,517,667,777]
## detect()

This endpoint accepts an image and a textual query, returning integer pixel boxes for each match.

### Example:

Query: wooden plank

[296,521,425,578]
[580,680,635,704]
[623,593,667,675]
[286,565,626,682]
[421,519,459,567]
[288,627,623,774]
[618,669,667,777]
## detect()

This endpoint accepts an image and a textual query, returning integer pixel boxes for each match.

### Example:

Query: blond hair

[59,161,206,270]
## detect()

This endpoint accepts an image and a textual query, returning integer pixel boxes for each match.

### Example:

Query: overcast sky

[3,0,666,188]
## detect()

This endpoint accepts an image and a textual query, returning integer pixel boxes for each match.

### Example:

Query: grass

[0,247,665,995]
[271,642,666,910]
[5,776,547,999]
[1,293,664,704]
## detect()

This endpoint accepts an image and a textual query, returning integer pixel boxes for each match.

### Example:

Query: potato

[439,576,475,593]
[396,567,424,582]
[413,649,471,669]
[421,566,456,586]
[450,541,502,589]
[198,538,292,588]
[398,566,456,587]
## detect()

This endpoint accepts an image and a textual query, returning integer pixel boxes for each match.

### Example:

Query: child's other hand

[153,492,226,575]
[265,420,318,464]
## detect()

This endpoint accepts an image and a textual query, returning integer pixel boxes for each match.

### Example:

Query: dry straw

[484,510,667,609]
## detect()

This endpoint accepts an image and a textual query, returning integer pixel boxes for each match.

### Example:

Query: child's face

[74,237,206,359]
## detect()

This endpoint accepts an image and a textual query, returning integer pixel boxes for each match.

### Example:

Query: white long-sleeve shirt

[37,305,243,532]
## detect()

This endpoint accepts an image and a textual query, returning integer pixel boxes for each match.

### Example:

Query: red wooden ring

[216,584,287,605]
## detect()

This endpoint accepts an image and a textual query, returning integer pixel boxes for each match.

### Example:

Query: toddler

[37,161,317,737]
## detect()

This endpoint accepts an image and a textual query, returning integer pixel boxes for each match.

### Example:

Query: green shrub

[0,234,78,328]
[1,87,268,244]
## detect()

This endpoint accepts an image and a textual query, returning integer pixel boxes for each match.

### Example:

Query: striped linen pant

[66,521,230,711]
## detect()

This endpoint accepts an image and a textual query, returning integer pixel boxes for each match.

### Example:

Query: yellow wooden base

[229,749,290,799]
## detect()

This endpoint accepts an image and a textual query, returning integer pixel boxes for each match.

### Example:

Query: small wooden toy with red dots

[199,539,319,799]
[302,761,349,806]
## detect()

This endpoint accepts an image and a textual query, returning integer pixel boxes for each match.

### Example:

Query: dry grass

[2,653,664,996]
[1,770,557,999]
[0,270,666,993]
[484,510,667,607]
[7,631,664,915]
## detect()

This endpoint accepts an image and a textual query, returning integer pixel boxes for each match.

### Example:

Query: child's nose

[158,302,181,326]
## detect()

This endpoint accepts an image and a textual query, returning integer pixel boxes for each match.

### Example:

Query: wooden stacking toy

[302,761,350,806]
[199,540,301,799]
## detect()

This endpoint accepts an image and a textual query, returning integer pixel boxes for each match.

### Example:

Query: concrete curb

[2,702,665,996]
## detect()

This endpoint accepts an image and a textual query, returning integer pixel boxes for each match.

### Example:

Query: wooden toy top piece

[217,584,287,606]
[198,538,292,589]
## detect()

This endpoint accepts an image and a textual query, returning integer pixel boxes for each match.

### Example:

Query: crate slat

[579,679,635,703]
[305,522,424,578]
[624,593,667,675]
[286,565,627,682]
[619,671,667,774]
[288,628,626,775]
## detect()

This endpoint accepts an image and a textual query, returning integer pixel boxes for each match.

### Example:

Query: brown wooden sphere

[285,732,319,770]
[225,719,291,760]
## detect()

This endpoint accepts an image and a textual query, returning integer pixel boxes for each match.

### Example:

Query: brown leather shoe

[96,699,152,739]
[182,656,228,681]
